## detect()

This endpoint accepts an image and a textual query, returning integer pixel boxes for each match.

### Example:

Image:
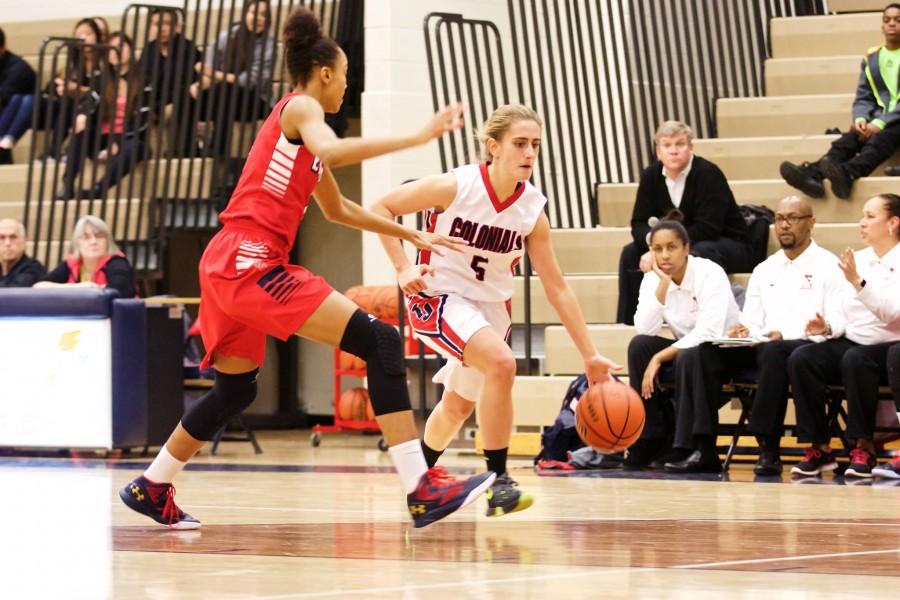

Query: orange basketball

[338,387,370,421]
[369,286,399,321]
[338,351,366,371]
[365,396,375,421]
[575,380,645,452]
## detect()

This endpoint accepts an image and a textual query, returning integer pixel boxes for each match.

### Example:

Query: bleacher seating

[505,9,900,459]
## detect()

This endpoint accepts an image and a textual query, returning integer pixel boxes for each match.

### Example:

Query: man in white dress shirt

[665,197,848,475]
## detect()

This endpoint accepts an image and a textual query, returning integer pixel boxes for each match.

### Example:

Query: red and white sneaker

[119,476,201,529]
[407,467,496,528]
[872,454,900,479]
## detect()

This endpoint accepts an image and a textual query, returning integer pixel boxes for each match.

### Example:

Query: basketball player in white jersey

[372,104,621,516]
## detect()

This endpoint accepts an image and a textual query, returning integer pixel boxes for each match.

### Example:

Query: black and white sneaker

[844,448,877,478]
[791,447,838,476]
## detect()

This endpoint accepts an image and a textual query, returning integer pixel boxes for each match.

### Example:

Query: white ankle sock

[388,439,429,494]
[143,446,188,484]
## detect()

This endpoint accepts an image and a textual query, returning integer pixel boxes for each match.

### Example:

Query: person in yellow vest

[780,3,900,198]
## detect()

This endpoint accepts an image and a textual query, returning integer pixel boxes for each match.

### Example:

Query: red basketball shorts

[198,227,333,368]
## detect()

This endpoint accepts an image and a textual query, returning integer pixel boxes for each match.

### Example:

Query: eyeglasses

[773,215,812,225]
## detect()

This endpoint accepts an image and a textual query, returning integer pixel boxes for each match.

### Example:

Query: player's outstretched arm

[281,97,463,169]
[313,167,466,258]
[370,174,458,294]
[527,214,622,382]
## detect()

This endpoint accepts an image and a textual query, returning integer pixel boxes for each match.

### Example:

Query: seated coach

[663,196,848,475]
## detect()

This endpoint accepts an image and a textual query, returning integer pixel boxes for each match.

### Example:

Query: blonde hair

[654,120,694,144]
[69,215,119,260]
[478,104,543,161]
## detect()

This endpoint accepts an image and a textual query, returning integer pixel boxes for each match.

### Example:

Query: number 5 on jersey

[470,255,488,281]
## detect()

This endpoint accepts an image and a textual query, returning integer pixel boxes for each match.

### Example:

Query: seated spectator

[623,219,740,470]
[35,214,135,297]
[0,218,46,286]
[789,194,900,478]
[781,4,900,197]
[57,32,151,199]
[138,7,202,156]
[39,18,104,160]
[190,0,275,156]
[663,197,848,475]
[0,27,37,165]
[617,121,755,325]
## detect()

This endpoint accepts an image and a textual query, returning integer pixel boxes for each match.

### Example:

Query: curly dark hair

[282,6,340,86]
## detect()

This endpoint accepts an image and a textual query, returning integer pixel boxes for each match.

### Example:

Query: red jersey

[219,92,324,250]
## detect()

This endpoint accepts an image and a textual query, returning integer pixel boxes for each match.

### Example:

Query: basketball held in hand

[575,379,645,452]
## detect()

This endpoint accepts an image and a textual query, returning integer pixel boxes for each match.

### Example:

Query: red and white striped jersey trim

[261,133,299,197]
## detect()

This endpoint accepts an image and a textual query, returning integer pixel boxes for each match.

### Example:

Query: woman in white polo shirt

[624,218,739,470]
[790,193,900,478]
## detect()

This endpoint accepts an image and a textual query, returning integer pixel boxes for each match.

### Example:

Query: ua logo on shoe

[409,504,426,515]
[130,484,144,502]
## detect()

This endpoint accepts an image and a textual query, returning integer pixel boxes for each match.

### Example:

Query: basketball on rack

[575,379,645,453]
[339,387,371,421]
[344,285,399,321]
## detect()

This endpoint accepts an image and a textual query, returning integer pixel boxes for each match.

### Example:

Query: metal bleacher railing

[23,0,358,291]
[423,0,827,372]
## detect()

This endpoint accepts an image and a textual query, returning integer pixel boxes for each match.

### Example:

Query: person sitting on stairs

[781,4,900,198]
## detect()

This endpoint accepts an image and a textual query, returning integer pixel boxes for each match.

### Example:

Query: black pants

[63,131,146,195]
[616,238,756,325]
[626,334,679,440]
[888,343,900,413]
[788,338,893,444]
[672,340,810,449]
[823,125,900,179]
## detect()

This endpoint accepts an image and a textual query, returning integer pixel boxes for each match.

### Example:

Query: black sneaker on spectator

[754,450,783,476]
[819,158,854,199]
[872,455,900,479]
[779,161,825,198]
[791,446,838,476]
[844,448,877,478]
[885,165,900,177]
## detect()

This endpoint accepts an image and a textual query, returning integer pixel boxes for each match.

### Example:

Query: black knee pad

[182,369,259,441]
[339,309,410,415]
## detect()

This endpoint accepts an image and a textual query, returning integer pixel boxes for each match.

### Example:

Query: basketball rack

[310,348,387,451]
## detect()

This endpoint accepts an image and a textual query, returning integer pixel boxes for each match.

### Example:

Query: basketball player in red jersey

[119,7,496,530]
[372,105,622,517]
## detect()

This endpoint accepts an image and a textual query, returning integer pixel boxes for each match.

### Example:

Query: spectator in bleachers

[138,7,202,156]
[190,0,275,156]
[663,197,848,475]
[40,17,104,160]
[0,218,46,287]
[617,121,755,325]
[780,4,900,198]
[789,194,900,478]
[0,27,37,165]
[873,341,900,477]
[623,218,740,470]
[34,214,135,297]
[57,32,151,200]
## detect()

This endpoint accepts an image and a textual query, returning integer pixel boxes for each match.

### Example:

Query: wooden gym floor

[2,430,899,599]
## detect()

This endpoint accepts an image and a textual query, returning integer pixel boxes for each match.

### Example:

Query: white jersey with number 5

[417,163,547,302]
